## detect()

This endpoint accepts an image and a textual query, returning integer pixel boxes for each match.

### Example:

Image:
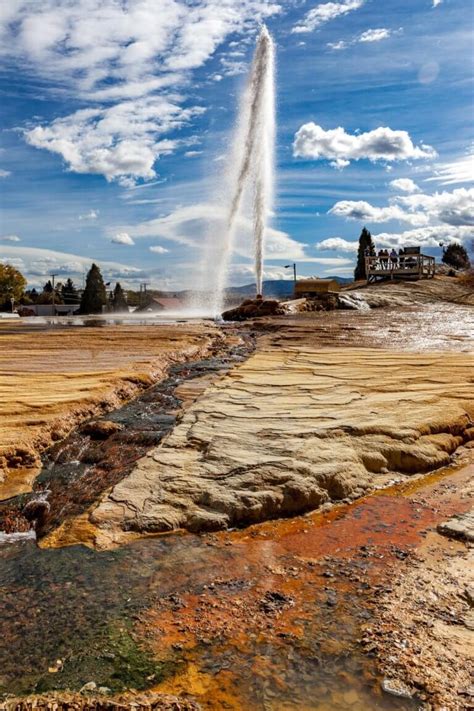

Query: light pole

[284,263,297,294]
[50,273,58,317]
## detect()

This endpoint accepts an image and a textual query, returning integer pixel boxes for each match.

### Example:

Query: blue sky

[0,0,473,290]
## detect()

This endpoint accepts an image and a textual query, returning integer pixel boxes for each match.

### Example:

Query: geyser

[209,26,276,316]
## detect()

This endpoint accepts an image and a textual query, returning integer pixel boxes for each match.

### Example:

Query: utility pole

[50,273,58,317]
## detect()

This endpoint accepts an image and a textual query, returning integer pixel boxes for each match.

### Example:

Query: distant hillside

[225,277,353,299]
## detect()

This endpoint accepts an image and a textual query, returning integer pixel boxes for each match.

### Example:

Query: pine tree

[442,243,470,270]
[79,263,106,314]
[354,227,375,281]
[61,278,79,304]
[112,282,128,311]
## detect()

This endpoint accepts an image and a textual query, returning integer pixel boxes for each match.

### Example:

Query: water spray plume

[207,26,276,317]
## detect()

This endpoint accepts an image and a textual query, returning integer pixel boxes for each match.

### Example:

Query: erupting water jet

[208,26,276,317]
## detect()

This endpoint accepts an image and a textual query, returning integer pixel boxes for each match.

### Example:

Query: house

[136,297,184,312]
[294,279,341,298]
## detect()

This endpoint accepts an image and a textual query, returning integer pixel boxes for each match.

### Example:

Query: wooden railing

[365,254,435,283]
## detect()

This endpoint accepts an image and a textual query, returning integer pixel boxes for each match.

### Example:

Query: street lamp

[284,263,297,290]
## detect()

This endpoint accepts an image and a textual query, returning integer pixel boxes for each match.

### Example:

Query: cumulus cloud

[292,0,364,34]
[395,188,474,227]
[329,188,474,229]
[432,0,442,7]
[3,0,281,184]
[149,245,169,254]
[112,232,135,245]
[293,124,437,167]
[373,225,473,250]
[389,178,420,193]
[328,200,428,225]
[0,235,21,242]
[0,168,10,178]
[358,28,391,42]
[316,237,359,252]
[25,100,201,185]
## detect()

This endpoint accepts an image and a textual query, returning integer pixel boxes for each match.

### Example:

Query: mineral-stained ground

[1,281,473,710]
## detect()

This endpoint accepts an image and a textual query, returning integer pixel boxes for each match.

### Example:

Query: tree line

[0,263,128,313]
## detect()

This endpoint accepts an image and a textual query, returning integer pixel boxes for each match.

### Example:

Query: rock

[80,419,123,439]
[221,298,285,321]
[464,586,474,607]
[89,346,474,542]
[79,681,97,694]
[437,510,474,542]
[97,686,111,695]
[259,591,294,614]
[381,678,414,699]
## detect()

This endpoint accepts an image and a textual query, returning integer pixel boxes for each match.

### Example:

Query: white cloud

[25,100,201,186]
[112,232,135,245]
[373,225,473,250]
[396,188,474,226]
[316,237,359,252]
[329,188,474,228]
[389,178,420,193]
[328,26,397,51]
[293,124,437,166]
[292,0,364,34]
[79,209,99,220]
[0,234,21,242]
[3,0,281,184]
[327,40,348,50]
[358,28,391,42]
[432,0,442,7]
[328,200,428,225]
[113,202,310,261]
[184,150,202,158]
[427,151,474,186]
[0,245,145,287]
[0,168,10,178]
[149,245,169,254]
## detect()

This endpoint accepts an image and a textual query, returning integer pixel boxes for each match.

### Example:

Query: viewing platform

[365,252,435,284]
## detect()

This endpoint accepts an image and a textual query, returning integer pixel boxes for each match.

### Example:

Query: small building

[294,279,341,298]
[136,296,184,312]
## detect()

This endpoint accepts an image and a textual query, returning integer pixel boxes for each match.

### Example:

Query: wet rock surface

[0,323,228,500]
[222,298,284,321]
[0,336,254,539]
[88,342,474,544]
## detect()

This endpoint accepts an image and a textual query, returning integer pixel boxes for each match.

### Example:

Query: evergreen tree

[442,243,470,270]
[112,282,128,311]
[354,227,375,281]
[61,278,79,304]
[43,280,53,293]
[79,263,106,314]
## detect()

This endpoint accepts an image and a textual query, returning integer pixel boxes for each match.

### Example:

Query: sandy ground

[0,322,224,499]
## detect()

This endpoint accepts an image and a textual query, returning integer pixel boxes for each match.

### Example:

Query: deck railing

[365,254,435,283]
